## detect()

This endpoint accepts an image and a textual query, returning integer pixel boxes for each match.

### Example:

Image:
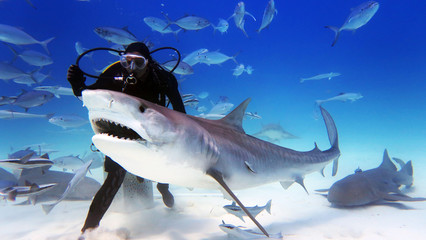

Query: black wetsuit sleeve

[165,73,186,113]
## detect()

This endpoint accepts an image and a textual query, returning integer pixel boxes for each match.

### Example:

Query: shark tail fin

[320,106,340,176]
[324,26,340,47]
[265,199,272,214]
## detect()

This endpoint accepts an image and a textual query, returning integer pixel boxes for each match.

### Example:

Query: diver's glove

[67,64,86,96]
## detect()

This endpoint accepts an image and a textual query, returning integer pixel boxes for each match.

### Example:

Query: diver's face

[120,51,148,77]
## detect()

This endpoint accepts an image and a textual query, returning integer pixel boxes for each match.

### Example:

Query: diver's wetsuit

[71,62,186,232]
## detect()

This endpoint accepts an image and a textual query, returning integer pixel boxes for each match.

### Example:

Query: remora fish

[224,200,272,222]
[325,1,379,46]
[0,152,53,171]
[257,0,278,33]
[0,24,54,54]
[315,92,363,106]
[300,72,341,83]
[0,109,53,120]
[42,160,92,214]
[94,26,138,45]
[219,221,283,239]
[82,89,340,237]
[228,2,256,37]
[321,149,426,207]
[0,181,57,202]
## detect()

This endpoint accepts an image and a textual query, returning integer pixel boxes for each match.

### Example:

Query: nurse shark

[82,89,341,237]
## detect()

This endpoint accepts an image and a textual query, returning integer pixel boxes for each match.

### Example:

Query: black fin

[206,168,269,237]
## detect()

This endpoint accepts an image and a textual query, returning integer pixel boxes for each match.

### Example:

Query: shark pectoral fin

[206,168,269,238]
[244,161,256,173]
[384,193,426,202]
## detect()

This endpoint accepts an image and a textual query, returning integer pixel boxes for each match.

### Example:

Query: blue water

[0,0,425,238]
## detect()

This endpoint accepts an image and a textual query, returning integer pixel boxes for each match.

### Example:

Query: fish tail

[161,12,173,31]
[324,26,340,47]
[265,199,272,214]
[319,106,340,176]
[231,51,241,64]
[40,37,55,55]
[174,29,182,42]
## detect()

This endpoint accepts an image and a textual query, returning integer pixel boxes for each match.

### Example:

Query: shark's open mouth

[92,118,144,141]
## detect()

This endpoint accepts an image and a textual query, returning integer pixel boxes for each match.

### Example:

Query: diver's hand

[67,64,85,86]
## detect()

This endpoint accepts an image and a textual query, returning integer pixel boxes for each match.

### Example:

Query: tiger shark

[82,89,341,237]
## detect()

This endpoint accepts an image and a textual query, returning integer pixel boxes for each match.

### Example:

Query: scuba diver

[67,42,186,233]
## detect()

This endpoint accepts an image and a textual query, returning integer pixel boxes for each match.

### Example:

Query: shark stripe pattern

[82,89,341,236]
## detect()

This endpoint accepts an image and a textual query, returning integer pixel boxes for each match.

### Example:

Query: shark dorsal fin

[218,98,251,133]
[379,149,397,171]
[40,153,49,159]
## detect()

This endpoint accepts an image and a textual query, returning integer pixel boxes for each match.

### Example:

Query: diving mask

[119,53,148,71]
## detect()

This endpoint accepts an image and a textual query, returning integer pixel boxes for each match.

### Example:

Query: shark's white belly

[92,134,220,189]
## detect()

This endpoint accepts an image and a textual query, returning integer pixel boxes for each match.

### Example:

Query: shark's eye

[139,104,146,113]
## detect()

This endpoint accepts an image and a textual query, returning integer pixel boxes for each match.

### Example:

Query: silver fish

[94,26,138,45]
[197,51,239,65]
[161,60,194,75]
[183,48,209,66]
[17,50,53,67]
[162,14,211,31]
[12,90,54,112]
[229,2,256,37]
[48,114,89,129]
[315,92,363,106]
[211,18,229,34]
[0,23,54,54]
[1,181,57,203]
[300,72,341,83]
[0,62,32,81]
[233,64,245,77]
[34,85,73,98]
[257,0,277,33]
[325,1,379,46]
[144,17,182,40]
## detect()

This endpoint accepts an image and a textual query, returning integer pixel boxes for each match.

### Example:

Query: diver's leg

[157,183,174,208]
[81,156,126,233]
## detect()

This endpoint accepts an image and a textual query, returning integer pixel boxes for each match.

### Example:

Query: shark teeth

[92,118,145,141]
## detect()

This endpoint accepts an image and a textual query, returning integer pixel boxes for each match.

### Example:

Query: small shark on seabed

[224,200,272,222]
[82,89,341,237]
[316,149,426,207]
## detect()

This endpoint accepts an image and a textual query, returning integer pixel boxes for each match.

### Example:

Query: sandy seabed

[1,154,425,240]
